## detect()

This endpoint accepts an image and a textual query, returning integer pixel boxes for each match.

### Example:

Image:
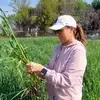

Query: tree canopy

[5,0,100,36]
[92,0,100,10]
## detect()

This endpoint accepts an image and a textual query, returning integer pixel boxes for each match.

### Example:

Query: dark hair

[74,24,86,45]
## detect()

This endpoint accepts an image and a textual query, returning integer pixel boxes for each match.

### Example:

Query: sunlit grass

[0,37,100,100]
[0,9,46,99]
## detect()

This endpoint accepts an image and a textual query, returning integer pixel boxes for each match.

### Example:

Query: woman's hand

[26,62,44,74]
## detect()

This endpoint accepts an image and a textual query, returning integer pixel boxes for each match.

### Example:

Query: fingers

[26,62,34,74]
[26,62,44,74]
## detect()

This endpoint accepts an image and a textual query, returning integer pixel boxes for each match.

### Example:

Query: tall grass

[83,40,100,100]
[0,37,58,100]
[0,8,100,99]
[0,37,100,100]
[0,9,42,99]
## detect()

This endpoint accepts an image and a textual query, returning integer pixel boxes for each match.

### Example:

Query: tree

[74,0,88,16]
[92,0,100,10]
[56,0,88,24]
[36,0,58,35]
[9,0,37,36]
[82,6,100,34]
[58,0,77,15]
[73,0,88,28]
[81,0,100,34]
[9,0,30,12]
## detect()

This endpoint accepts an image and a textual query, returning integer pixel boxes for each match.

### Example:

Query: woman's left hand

[26,62,44,74]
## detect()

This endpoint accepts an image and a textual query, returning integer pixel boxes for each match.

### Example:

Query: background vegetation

[0,0,100,37]
[0,37,100,100]
[0,0,100,100]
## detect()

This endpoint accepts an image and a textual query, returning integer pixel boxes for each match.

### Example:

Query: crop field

[0,36,100,100]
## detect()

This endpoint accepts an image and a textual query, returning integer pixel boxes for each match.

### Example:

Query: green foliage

[37,0,58,33]
[92,0,100,10]
[9,0,36,35]
[9,0,30,12]
[57,0,76,15]
[0,9,40,99]
[0,37,100,100]
[0,37,58,100]
[30,16,37,24]
[14,6,35,24]
[14,7,29,24]
[74,0,88,19]
[0,9,29,63]
[83,40,100,100]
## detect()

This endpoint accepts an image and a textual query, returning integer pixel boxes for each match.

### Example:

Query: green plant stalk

[0,8,40,99]
[16,60,23,80]
[0,9,28,62]
[11,88,28,100]
[0,12,28,63]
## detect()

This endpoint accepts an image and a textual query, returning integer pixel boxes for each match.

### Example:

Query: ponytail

[74,24,86,45]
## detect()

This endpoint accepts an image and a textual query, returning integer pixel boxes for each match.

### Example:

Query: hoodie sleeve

[44,48,87,88]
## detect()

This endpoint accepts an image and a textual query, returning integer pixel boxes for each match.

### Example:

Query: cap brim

[49,24,65,30]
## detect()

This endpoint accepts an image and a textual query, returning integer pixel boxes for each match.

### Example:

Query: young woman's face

[55,27,73,44]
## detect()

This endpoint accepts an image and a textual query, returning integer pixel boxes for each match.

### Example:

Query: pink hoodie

[44,40,87,100]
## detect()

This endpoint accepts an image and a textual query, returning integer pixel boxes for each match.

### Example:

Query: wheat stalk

[0,8,40,100]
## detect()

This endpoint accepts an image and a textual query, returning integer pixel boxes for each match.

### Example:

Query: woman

[26,15,87,100]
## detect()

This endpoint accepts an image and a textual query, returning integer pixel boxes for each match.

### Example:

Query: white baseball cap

[49,15,77,30]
